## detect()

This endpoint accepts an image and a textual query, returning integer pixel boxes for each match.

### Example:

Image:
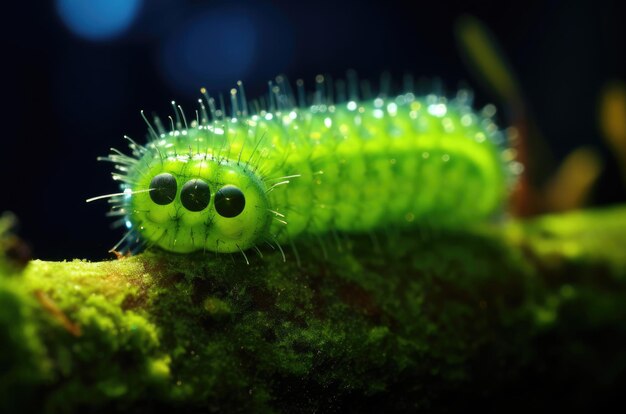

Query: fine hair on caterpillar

[88,72,520,265]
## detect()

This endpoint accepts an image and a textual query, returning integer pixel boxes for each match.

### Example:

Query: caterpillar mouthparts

[89,74,520,261]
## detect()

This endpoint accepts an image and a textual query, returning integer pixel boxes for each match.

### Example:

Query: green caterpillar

[90,75,518,261]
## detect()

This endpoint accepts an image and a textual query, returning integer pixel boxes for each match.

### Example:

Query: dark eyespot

[181,179,211,212]
[149,173,177,205]
[215,185,246,218]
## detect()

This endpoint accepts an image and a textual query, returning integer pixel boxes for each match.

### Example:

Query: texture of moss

[1,206,625,412]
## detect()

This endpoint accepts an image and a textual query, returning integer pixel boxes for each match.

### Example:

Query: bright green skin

[123,93,509,253]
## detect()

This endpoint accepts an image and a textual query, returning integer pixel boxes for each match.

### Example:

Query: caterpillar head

[128,153,271,254]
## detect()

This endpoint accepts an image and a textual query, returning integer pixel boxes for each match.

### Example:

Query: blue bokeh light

[55,0,143,41]
[159,8,257,96]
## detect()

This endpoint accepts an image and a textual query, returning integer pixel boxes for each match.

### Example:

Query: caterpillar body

[92,75,517,259]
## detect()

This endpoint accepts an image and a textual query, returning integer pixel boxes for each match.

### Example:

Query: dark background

[1,0,624,261]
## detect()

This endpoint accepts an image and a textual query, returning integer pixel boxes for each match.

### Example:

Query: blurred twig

[599,81,626,187]
[455,15,605,214]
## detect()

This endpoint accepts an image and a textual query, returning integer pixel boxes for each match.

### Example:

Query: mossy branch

[1,207,626,412]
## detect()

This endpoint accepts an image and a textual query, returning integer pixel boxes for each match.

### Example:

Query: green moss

[1,206,626,412]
